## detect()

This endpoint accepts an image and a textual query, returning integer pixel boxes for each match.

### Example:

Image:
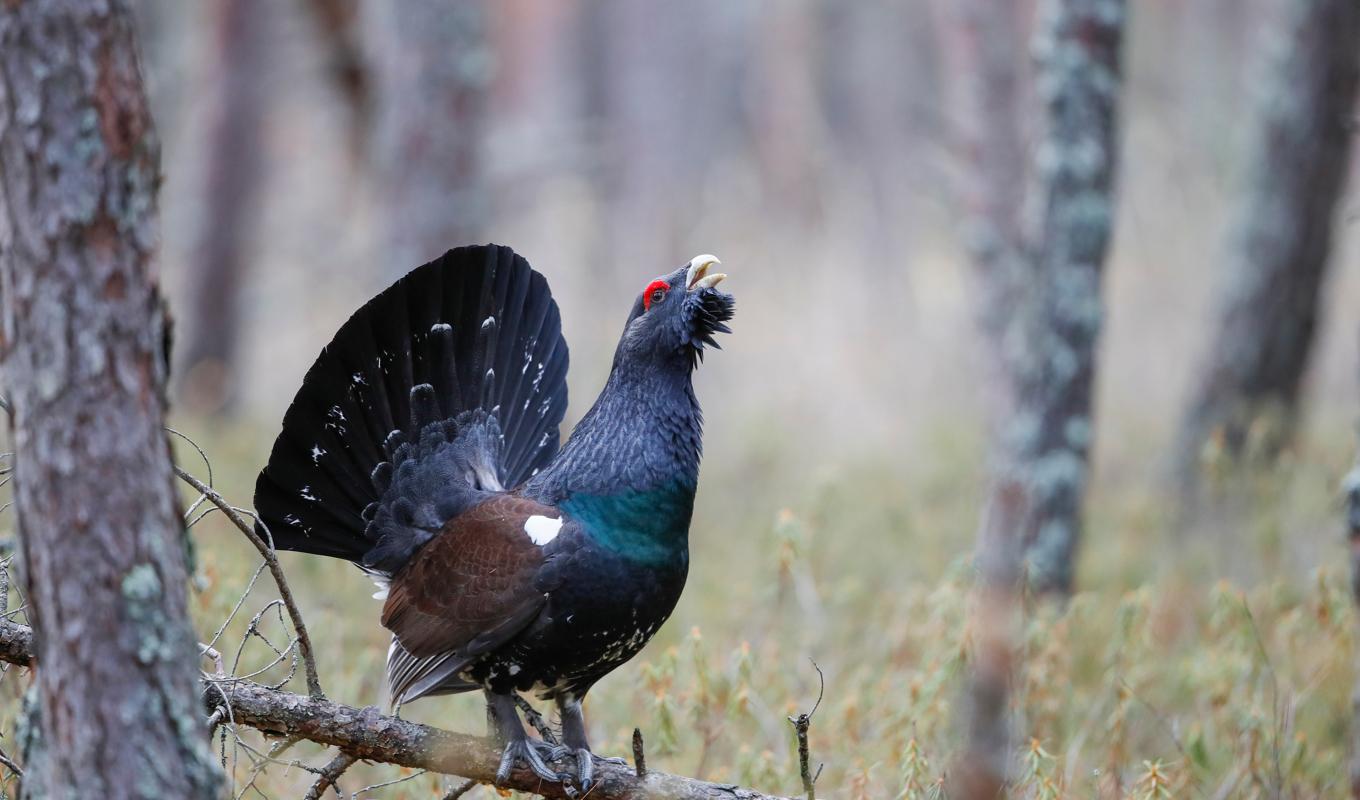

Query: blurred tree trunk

[1173,0,1360,489]
[1348,328,1360,797]
[0,2,218,796]
[302,0,368,160]
[949,482,1026,798]
[939,0,1029,432]
[364,0,491,279]
[178,0,269,415]
[948,0,1126,598]
[1348,420,1360,798]
[750,2,826,226]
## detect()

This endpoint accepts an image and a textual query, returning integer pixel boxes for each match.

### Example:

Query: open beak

[685,254,726,290]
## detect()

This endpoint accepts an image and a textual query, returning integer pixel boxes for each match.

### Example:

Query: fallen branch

[0,617,792,800]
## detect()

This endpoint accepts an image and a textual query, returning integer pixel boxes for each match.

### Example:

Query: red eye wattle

[643,280,670,311]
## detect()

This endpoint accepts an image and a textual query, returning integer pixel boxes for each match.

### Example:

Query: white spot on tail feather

[523,515,562,546]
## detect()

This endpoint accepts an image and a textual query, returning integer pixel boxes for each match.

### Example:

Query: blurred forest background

[9,0,1360,797]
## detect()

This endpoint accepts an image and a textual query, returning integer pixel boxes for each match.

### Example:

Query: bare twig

[304,751,358,800]
[0,743,22,778]
[173,465,324,699]
[199,642,226,676]
[633,728,647,778]
[786,659,824,800]
[349,768,428,798]
[440,778,477,799]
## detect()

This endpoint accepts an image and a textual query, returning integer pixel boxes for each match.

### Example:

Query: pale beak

[685,254,727,290]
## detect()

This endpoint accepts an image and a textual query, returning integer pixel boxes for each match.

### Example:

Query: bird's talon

[530,740,571,762]
[572,747,597,788]
[496,739,562,785]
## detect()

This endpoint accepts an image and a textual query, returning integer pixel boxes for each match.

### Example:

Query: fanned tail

[253,245,570,568]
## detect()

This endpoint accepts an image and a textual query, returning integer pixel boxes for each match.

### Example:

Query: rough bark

[948,0,1126,595]
[0,618,791,800]
[177,0,269,415]
[0,2,219,796]
[1175,0,1360,485]
[1009,0,1125,594]
[364,0,491,278]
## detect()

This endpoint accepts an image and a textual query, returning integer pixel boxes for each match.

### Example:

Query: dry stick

[0,745,22,779]
[304,751,358,800]
[0,617,791,800]
[173,466,324,700]
[786,660,824,800]
[441,778,477,799]
[632,728,647,778]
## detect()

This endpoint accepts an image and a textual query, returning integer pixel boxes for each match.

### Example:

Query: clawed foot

[495,738,564,785]
[569,748,628,790]
[530,739,572,763]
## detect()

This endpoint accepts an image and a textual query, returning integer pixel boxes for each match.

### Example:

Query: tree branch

[0,617,791,800]
[173,465,324,700]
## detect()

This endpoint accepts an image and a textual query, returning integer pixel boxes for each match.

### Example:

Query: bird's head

[617,255,735,369]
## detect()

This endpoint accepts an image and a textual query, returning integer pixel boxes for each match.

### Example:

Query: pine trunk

[1008,0,1125,595]
[178,0,269,415]
[0,1,218,796]
[364,0,491,279]
[1175,0,1360,485]
[949,0,1125,597]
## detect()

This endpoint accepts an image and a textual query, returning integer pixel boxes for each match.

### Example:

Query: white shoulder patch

[523,515,563,546]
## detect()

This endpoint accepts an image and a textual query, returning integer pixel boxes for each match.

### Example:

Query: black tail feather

[254,245,570,565]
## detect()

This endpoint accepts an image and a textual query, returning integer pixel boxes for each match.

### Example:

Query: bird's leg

[486,691,563,784]
[558,696,626,790]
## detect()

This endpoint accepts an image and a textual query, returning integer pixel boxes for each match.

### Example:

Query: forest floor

[4,411,1355,799]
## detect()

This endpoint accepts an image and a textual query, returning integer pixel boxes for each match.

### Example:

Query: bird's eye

[643,280,669,311]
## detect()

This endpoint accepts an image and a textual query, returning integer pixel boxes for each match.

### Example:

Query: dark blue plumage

[253,244,733,787]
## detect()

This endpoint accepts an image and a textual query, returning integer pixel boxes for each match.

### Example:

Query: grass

[1,409,1356,799]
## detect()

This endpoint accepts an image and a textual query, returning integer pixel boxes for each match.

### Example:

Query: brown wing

[381,493,557,660]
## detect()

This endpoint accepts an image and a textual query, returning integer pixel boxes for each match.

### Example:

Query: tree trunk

[0,2,219,796]
[302,0,368,160]
[364,0,491,279]
[1009,0,1125,595]
[1348,432,1360,798]
[178,0,269,416]
[949,482,1026,799]
[938,0,1029,433]
[948,0,1126,596]
[1174,0,1360,486]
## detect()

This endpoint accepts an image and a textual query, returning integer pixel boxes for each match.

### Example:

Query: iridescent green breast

[560,480,695,565]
